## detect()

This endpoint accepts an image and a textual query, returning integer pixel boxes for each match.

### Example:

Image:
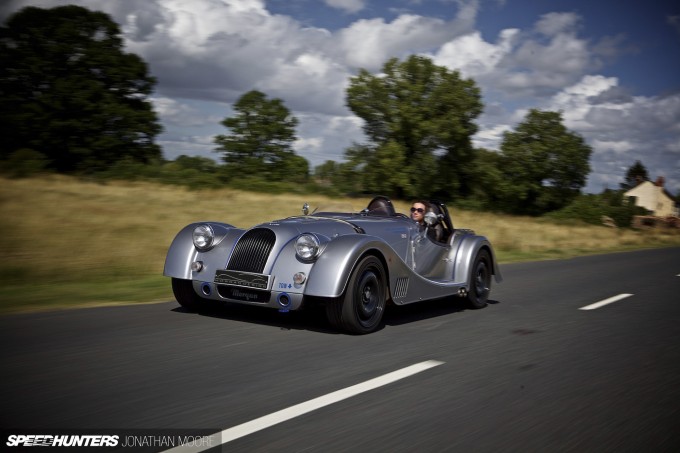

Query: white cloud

[324,0,365,14]
[295,114,364,166]
[668,139,680,153]
[295,137,323,152]
[591,139,634,154]
[545,76,680,192]
[668,15,680,35]
[472,124,511,150]
[432,29,518,77]
[338,2,479,71]
[151,97,216,127]
[256,51,351,115]
[534,12,580,37]
[159,135,216,161]
[0,0,486,123]
[430,12,601,100]
[498,32,591,95]
[549,75,620,130]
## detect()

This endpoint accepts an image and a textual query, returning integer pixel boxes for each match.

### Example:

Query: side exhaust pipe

[457,288,468,297]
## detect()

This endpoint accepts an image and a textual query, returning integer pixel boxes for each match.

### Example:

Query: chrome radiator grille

[226,228,276,274]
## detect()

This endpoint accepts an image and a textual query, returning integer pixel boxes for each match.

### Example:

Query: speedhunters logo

[6,435,119,447]
[3,430,219,452]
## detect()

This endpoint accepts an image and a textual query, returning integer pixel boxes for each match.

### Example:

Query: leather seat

[366,196,396,216]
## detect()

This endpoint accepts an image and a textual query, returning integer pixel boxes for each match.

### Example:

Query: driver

[410,200,429,232]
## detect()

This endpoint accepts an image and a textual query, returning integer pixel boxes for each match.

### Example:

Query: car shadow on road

[171,302,339,334]
[171,296,501,334]
[383,296,500,328]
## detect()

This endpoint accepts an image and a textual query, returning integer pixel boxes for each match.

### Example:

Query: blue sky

[3,0,680,194]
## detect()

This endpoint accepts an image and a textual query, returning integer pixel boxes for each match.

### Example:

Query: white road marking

[164,360,445,453]
[579,293,634,310]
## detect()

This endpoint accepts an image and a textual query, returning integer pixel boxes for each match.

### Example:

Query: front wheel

[466,249,491,309]
[171,278,204,311]
[326,255,387,334]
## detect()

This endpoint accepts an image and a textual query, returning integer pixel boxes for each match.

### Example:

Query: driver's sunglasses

[410,207,425,213]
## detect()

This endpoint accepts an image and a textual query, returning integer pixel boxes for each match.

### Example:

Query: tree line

[0,5,161,173]
[0,5,665,222]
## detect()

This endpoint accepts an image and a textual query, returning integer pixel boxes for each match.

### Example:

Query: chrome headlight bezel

[192,224,215,251]
[295,233,321,261]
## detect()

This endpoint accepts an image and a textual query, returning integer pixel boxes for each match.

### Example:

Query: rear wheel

[466,249,491,309]
[326,255,386,334]
[171,278,204,311]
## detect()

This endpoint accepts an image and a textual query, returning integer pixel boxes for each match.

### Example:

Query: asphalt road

[2,247,679,452]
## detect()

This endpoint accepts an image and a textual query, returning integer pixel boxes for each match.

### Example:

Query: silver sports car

[164,196,502,334]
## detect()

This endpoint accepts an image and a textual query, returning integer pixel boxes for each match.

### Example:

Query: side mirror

[424,212,439,226]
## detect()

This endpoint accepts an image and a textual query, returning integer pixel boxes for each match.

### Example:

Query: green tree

[547,190,649,227]
[498,110,592,215]
[362,141,410,196]
[0,5,162,172]
[173,155,218,173]
[214,90,303,180]
[465,148,504,209]
[314,155,364,194]
[277,153,310,183]
[314,160,340,185]
[0,148,48,177]
[620,160,649,190]
[346,55,482,198]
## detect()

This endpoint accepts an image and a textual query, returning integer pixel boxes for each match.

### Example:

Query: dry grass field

[2,175,679,313]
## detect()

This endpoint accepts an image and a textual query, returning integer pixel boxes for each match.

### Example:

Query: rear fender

[453,235,503,288]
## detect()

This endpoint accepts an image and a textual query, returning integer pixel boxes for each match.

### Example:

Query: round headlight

[192,224,214,251]
[295,233,320,261]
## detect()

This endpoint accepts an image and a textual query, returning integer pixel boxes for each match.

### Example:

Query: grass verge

[1,175,679,314]
[0,276,169,313]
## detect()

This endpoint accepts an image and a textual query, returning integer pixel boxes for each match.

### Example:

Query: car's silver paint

[164,222,240,280]
[164,211,501,310]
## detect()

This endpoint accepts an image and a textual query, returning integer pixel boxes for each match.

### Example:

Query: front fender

[163,222,237,280]
[304,234,403,298]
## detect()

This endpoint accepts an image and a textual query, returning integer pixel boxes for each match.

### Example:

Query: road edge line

[579,293,633,311]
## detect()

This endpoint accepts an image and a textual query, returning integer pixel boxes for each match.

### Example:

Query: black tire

[466,249,492,309]
[171,278,204,311]
[326,255,387,334]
